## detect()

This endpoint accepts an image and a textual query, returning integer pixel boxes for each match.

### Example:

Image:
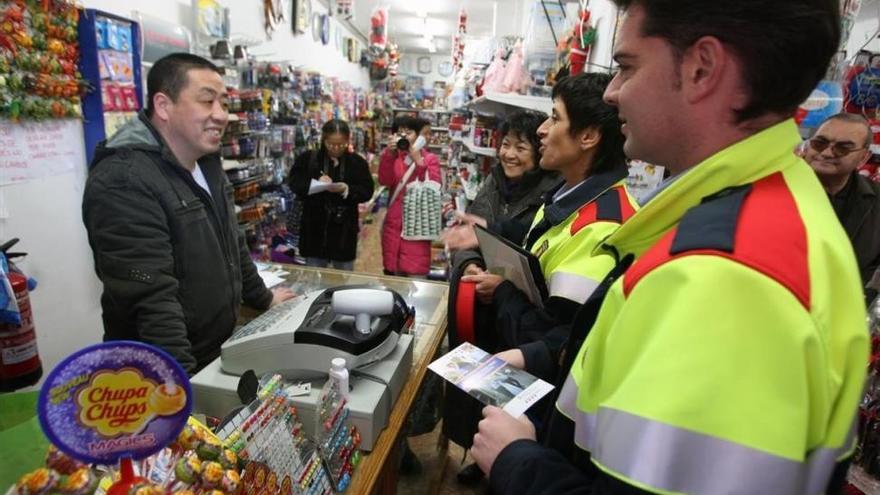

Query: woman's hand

[462,272,505,304]
[442,224,479,251]
[463,263,484,277]
[318,174,332,184]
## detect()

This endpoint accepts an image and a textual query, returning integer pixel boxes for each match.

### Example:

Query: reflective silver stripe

[557,375,852,494]
[590,407,849,495]
[549,272,600,304]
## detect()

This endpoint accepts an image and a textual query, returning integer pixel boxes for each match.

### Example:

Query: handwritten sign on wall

[0,119,86,186]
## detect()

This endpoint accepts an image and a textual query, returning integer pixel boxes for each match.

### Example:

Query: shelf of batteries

[217,375,335,495]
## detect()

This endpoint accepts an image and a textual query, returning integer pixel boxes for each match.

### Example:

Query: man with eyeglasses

[804,113,880,288]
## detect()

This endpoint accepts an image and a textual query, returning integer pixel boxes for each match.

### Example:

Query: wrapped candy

[196,436,221,461]
[58,467,99,495]
[221,470,240,493]
[15,468,60,495]
[45,445,85,475]
[174,454,202,484]
[175,424,200,452]
[127,482,164,495]
[201,461,224,488]
[218,449,239,470]
[171,491,195,495]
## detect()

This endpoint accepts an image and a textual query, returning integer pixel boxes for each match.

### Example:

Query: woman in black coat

[288,119,374,270]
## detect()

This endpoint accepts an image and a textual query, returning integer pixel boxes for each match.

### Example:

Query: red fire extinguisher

[0,238,42,391]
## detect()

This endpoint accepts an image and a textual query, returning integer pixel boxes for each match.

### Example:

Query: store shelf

[463,92,553,116]
[391,107,450,114]
[451,136,496,157]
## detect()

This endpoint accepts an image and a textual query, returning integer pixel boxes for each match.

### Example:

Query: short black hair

[498,110,547,167]
[820,113,874,147]
[552,72,626,175]
[612,0,840,122]
[402,117,431,134]
[392,115,415,134]
[146,53,221,117]
[322,118,351,137]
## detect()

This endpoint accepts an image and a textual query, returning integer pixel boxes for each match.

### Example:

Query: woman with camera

[378,116,442,276]
[288,119,374,271]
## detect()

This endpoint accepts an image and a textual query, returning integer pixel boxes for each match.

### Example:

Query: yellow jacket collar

[606,119,803,257]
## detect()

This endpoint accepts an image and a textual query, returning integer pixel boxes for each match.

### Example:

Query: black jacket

[82,112,273,374]
[451,165,559,273]
[288,149,374,262]
[832,172,880,288]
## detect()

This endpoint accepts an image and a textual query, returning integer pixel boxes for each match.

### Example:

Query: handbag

[401,168,442,241]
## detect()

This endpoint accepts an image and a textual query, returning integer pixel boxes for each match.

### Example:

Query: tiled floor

[356,208,481,494]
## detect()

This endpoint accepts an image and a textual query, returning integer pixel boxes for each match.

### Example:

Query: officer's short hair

[552,72,626,175]
[612,0,840,123]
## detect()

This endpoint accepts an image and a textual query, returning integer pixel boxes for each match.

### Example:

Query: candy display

[58,468,99,495]
[0,1,87,120]
[12,468,59,495]
[316,369,361,492]
[172,455,201,485]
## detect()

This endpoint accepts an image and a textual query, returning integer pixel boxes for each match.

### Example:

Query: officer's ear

[579,126,602,152]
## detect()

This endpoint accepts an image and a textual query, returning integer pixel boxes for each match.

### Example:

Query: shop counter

[241,265,449,494]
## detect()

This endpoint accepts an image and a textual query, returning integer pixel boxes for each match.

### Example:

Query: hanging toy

[481,47,507,93]
[370,6,388,50]
[501,39,529,94]
[388,43,399,78]
[568,9,596,76]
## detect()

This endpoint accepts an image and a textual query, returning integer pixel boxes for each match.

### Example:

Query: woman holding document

[288,119,374,270]
[444,73,638,485]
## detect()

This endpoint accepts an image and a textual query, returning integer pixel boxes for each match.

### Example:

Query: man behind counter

[83,53,294,375]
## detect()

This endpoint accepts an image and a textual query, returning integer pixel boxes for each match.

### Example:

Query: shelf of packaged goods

[391,107,450,114]
[461,92,553,116]
[452,136,496,157]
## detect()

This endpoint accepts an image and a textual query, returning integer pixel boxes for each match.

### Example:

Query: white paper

[309,179,340,194]
[0,119,85,186]
[429,342,554,417]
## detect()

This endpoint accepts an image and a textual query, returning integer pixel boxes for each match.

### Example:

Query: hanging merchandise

[336,0,353,18]
[388,42,399,78]
[481,47,507,93]
[0,1,88,121]
[264,0,285,38]
[291,0,311,35]
[501,39,530,94]
[451,8,467,73]
[369,5,387,50]
[567,9,596,75]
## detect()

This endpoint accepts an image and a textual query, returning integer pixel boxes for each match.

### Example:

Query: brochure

[428,342,554,417]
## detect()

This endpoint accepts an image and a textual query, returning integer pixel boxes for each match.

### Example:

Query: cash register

[190,286,415,450]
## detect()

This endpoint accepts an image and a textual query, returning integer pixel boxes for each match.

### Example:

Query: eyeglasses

[808,137,869,158]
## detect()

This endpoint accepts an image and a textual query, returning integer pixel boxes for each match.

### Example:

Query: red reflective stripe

[455,280,477,344]
[570,201,598,236]
[616,186,636,222]
[623,173,810,309]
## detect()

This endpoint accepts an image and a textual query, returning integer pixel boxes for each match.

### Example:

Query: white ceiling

[351,0,529,55]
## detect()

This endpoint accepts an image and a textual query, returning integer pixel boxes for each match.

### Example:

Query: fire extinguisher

[0,238,42,391]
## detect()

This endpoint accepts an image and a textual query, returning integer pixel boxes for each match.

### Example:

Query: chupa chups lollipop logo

[75,368,186,437]
[38,341,192,465]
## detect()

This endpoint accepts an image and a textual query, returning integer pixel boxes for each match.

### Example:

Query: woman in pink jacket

[379,116,442,276]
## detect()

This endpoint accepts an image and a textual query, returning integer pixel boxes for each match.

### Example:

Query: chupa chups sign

[37,341,192,465]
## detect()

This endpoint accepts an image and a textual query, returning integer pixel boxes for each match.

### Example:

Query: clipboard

[474,224,549,307]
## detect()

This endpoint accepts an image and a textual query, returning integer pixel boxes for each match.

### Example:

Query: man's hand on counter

[270,287,296,307]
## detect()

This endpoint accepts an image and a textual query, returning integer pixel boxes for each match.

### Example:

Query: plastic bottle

[330,357,349,400]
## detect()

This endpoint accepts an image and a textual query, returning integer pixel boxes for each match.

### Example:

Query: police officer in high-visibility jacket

[446,73,638,381]
[470,1,870,494]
